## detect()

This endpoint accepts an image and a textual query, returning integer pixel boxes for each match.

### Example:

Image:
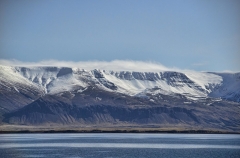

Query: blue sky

[0,0,239,71]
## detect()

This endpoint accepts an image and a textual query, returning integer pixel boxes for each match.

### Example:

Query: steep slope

[1,65,240,105]
[3,91,240,132]
[11,65,240,102]
[208,72,240,102]
[0,65,240,131]
[0,66,44,112]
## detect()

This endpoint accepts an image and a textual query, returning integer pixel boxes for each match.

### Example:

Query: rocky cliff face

[3,89,240,131]
[0,65,240,131]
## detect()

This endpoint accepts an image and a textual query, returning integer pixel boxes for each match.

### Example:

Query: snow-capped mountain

[1,65,239,102]
[0,65,240,131]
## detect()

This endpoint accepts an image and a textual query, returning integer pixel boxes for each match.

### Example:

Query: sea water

[0,133,239,158]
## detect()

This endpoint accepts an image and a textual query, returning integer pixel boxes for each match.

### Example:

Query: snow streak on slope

[0,65,239,102]
[208,72,240,102]
[101,71,209,98]
[15,67,88,94]
[0,66,44,94]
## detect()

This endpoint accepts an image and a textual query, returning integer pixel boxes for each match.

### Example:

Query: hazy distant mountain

[0,65,240,132]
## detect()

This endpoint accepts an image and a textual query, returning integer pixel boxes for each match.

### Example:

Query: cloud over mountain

[0,59,179,72]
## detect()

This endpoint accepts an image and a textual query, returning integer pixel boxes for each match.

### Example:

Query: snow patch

[0,65,239,102]
[13,87,19,93]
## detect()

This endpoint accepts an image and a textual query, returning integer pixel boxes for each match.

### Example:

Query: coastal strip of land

[0,125,239,134]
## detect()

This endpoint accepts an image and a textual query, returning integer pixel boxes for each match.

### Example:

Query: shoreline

[1,124,239,134]
[0,129,239,134]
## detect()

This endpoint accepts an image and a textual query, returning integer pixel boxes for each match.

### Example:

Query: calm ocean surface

[0,133,239,158]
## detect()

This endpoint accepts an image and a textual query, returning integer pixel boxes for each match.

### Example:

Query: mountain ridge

[0,65,240,132]
[1,65,239,100]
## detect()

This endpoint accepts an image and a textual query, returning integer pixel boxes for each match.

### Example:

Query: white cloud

[0,59,238,73]
[0,59,180,72]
